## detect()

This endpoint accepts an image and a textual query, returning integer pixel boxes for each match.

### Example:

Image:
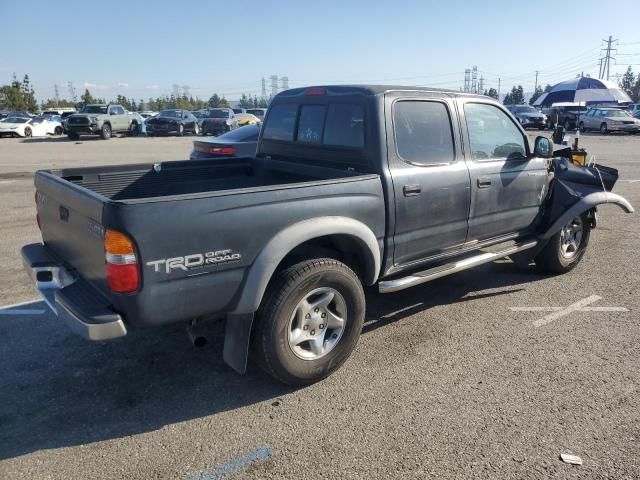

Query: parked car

[0,115,62,137]
[246,108,267,121]
[66,104,140,140]
[579,107,640,134]
[235,113,261,126]
[139,111,158,119]
[201,108,239,135]
[542,104,588,130]
[634,110,640,120]
[190,124,260,160]
[627,103,640,115]
[145,109,199,136]
[505,105,547,129]
[1,111,32,119]
[42,108,76,116]
[21,85,634,386]
[60,111,76,133]
[232,108,247,114]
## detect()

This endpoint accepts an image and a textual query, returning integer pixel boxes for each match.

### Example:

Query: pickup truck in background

[66,104,139,140]
[22,85,634,386]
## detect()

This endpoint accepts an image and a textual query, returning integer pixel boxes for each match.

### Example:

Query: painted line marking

[618,179,640,183]
[188,447,272,480]
[0,180,15,185]
[0,299,42,310]
[510,295,629,328]
[0,309,46,315]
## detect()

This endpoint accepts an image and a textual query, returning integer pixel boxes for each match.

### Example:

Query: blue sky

[1,0,639,102]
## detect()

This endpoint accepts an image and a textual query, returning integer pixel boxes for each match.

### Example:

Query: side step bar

[379,240,538,293]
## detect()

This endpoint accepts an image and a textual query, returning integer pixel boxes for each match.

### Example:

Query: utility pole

[54,84,60,107]
[67,81,77,104]
[471,66,478,94]
[497,78,501,102]
[534,70,539,92]
[478,76,484,94]
[261,77,267,98]
[464,69,470,92]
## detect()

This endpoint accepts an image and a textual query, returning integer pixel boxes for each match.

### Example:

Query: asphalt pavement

[0,132,638,479]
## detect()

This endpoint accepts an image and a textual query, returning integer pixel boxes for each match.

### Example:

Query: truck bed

[50,157,360,201]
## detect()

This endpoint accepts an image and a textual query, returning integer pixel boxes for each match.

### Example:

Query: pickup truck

[22,85,634,386]
[66,104,139,140]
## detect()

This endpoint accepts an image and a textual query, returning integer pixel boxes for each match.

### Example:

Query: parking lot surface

[0,133,638,479]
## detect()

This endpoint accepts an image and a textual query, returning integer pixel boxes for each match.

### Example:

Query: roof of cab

[276,84,483,99]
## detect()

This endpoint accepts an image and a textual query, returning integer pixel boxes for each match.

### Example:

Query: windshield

[603,109,631,117]
[207,109,229,118]
[192,111,207,119]
[81,105,108,114]
[514,106,537,113]
[159,110,182,118]
[247,109,265,117]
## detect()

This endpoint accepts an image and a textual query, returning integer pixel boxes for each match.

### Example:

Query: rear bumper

[21,243,127,340]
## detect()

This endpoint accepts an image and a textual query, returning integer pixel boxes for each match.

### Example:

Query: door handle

[477,177,492,188]
[403,184,422,196]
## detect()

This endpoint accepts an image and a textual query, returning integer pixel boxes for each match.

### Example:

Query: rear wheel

[178,124,184,137]
[24,126,32,137]
[128,121,138,136]
[600,123,608,134]
[579,122,586,133]
[194,123,200,135]
[254,258,365,386]
[535,213,591,274]
[100,123,111,140]
[54,126,63,135]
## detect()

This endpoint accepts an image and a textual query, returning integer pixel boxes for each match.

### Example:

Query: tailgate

[34,171,109,292]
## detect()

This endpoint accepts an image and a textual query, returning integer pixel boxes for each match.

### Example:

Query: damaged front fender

[541,191,634,240]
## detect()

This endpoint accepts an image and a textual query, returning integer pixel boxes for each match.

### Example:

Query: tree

[238,93,253,108]
[0,72,39,112]
[543,84,553,93]
[529,85,544,105]
[632,74,640,103]
[208,94,221,108]
[218,96,230,107]
[503,92,513,105]
[484,88,498,99]
[619,66,635,100]
[504,85,525,105]
[80,88,96,105]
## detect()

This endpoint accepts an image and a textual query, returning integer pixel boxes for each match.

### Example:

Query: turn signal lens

[104,229,139,293]
[104,229,135,254]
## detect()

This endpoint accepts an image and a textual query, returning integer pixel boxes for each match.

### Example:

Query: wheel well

[276,235,370,284]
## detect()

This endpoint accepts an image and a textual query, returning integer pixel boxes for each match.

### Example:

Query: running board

[378,240,538,293]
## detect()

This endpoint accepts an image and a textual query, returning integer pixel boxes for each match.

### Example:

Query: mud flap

[223,313,254,374]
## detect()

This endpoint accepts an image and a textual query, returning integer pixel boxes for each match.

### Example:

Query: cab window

[464,103,526,160]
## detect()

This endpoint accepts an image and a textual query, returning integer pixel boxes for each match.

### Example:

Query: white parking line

[0,299,42,310]
[0,180,15,185]
[510,295,629,328]
[618,179,640,183]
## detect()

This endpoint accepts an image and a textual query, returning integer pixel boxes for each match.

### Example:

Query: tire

[68,132,80,140]
[194,123,200,135]
[54,126,63,135]
[254,258,365,386]
[100,123,111,140]
[129,122,138,136]
[579,122,586,133]
[24,126,32,137]
[600,123,608,135]
[535,213,591,274]
[178,124,184,137]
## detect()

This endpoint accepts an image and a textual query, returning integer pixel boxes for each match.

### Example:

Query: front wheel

[24,126,32,137]
[54,126,63,135]
[177,124,184,136]
[100,123,111,140]
[579,122,586,133]
[254,258,365,386]
[600,123,608,135]
[535,213,591,274]
[194,123,200,135]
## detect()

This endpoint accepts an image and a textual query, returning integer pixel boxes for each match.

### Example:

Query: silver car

[579,107,640,134]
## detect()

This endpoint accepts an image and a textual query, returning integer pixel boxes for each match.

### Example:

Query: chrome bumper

[21,243,127,340]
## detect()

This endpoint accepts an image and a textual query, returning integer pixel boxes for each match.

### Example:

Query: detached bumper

[21,243,127,340]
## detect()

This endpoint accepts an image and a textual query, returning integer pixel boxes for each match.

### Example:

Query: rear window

[263,104,297,141]
[218,125,259,142]
[263,102,365,148]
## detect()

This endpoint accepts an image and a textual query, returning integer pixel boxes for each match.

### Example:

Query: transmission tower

[54,84,60,107]
[599,36,617,80]
[67,81,77,104]
[478,76,484,94]
[280,76,289,90]
[270,75,279,97]
[471,66,478,94]
[261,77,267,98]
[464,69,471,92]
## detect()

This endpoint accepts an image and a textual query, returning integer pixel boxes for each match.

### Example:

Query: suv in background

[66,104,139,140]
[505,105,547,129]
[543,104,588,131]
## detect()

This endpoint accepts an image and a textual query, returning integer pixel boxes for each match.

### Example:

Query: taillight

[104,229,139,293]
[208,146,236,156]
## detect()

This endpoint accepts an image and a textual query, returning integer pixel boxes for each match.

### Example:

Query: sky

[1,0,639,103]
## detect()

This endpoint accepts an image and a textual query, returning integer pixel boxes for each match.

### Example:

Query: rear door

[386,93,471,266]
[460,100,548,241]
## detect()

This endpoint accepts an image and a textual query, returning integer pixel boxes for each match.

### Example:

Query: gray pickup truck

[22,85,634,386]
[66,104,139,140]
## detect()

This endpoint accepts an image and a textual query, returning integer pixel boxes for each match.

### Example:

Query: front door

[460,100,548,241]
[387,95,471,267]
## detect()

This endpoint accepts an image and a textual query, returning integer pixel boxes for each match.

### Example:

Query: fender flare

[232,216,381,315]
[540,191,634,241]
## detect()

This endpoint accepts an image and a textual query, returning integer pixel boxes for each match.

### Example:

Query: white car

[0,116,63,138]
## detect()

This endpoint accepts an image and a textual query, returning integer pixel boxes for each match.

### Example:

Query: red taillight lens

[304,87,325,96]
[208,146,236,155]
[104,229,139,293]
[106,263,139,293]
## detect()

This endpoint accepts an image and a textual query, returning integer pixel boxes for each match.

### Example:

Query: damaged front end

[539,157,634,245]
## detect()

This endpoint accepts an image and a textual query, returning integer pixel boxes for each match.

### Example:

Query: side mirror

[533,136,553,158]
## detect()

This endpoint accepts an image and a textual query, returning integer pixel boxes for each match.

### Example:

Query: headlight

[90,116,98,122]
[225,120,231,125]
